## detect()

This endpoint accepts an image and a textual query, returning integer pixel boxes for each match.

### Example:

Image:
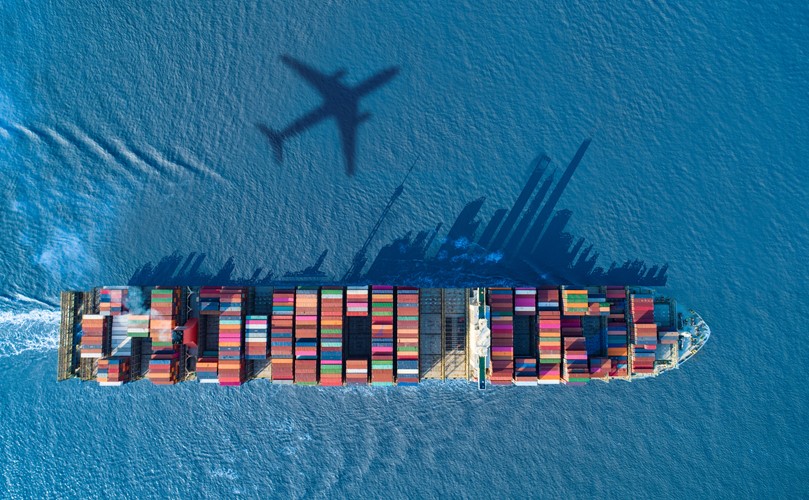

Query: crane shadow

[129,139,668,288]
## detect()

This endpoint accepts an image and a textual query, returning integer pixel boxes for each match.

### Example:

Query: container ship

[56,285,710,387]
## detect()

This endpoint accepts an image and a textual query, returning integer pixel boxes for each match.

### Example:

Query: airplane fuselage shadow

[256,55,399,176]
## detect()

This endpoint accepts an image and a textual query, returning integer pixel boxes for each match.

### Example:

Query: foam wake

[0,309,60,358]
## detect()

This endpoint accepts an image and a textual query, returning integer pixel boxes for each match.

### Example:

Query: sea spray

[0,309,60,358]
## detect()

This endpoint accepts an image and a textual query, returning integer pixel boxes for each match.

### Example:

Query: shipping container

[320,287,344,386]
[271,289,295,384]
[346,286,369,317]
[395,287,419,385]
[345,359,368,385]
[371,286,395,386]
[488,288,514,385]
[294,287,319,385]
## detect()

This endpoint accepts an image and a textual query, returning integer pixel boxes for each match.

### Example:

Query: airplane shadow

[128,139,668,288]
[256,55,399,176]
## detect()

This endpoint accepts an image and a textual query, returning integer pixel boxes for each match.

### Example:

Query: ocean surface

[1,1,808,497]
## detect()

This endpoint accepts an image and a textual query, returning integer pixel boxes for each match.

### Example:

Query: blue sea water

[1,1,808,497]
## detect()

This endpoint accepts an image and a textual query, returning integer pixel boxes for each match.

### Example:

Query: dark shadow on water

[128,138,668,288]
[256,55,399,176]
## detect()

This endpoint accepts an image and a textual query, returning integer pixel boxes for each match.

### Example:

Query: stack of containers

[80,315,110,358]
[607,322,629,377]
[319,287,344,386]
[198,288,219,383]
[148,288,181,385]
[110,315,131,357]
[395,287,419,385]
[146,348,179,385]
[537,287,562,384]
[606,286,627,302]
[631,323,658,374]
[586,292,610,316]
[149,288,179,347]
[294,287,319,385]
[345,359,368,385]
[489,288,514,385]
[99,288,127,316]
[562,316,589,385]
[630,294,655,323]
[589,357,611,379]
[658,331,679,345]
[630,293,657,375]
[196,358,219,383]
[127,315,150,338]
[563,335,590,385]
[271,289,295,383]
[371,286,395,386]
[514,288,536,315]
[606,286,629,377]
[346,286,369,316]
[218,287,244,386]
[97,358,130,386]
[199,287,221,315]
[245,316,269,360]
[514,358,538,385]
[562,288,588,316]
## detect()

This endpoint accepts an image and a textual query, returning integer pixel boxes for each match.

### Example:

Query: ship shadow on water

[128,139,668,288]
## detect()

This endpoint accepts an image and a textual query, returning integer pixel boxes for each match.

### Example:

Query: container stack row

[149,288,179,348]
[218,287,244,386]
[245,315,269,360]
[371,286,395,386]
[630,293,657,375]
[562,288,588,316]
[320,287,344,386]
[200,287,221,315]
[146,350,179,385]
[587,292,610,316]
[514,287,536,315]
[630,293,655,323]
[658,330,678,345]
[589,356,611,380]
[97,357,130,386]
[271,289,295,384]
[346,359,368,385]
[81,315,109,358]
[537,287,562,384]
[196,357,218,383]
[514,357,538,386]
[395,287,419,385]
[99,288,127,316]
[489,288,514,385]
[606,287,629,377]
[632,322,658,375]
[346,286,369,316]
[562,316,589,385]
[127,315,149,338]
[147,288,181,385]
[110,315,131,357]
[197,288,221,383]
[294,287,319,385]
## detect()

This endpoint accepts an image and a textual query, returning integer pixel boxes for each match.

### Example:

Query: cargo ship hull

[57,286,708,387]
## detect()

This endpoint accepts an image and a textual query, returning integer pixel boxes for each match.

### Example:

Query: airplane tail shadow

[257,124,284,163]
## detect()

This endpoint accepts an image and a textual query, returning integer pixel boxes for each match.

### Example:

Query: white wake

[0,309,60,358]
